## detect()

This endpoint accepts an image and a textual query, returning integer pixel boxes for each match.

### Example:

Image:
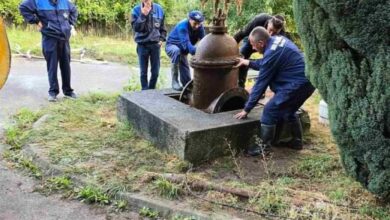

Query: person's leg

[149,43,161,89]
[58,40,74,96]
[245,97,279,156]
[238,38,254,88]
[136,44,150,90]
[42,36,59,99]
[179,54,191,87]
[276,82,316,149]
[165,44,182,90]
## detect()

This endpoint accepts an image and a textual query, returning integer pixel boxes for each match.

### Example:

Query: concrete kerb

[14,115,242,220]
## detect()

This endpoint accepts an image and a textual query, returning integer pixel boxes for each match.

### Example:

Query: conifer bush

[293,0,389,198]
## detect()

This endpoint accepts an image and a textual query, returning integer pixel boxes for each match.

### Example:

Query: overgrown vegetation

[2,91,387,219]
[294,0,390,199]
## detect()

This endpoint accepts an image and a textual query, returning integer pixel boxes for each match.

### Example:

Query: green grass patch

[76,185,110,205]
[3,150,42,178]
[7,27,170,65]
[290,154,342,179]
[154,177,181,200]
[139,207,159,219]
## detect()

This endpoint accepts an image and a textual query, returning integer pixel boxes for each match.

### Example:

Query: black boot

[171,63,182,91]
[278,120,303,150]
[245,124,276,156]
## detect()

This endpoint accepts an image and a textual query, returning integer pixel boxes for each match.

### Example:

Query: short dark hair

[269,16,284,32]
[250,27,270,43]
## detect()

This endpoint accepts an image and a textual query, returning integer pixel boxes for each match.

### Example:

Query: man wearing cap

[165,11,205,91]
[234,14,291,88]
[131,0,167,90]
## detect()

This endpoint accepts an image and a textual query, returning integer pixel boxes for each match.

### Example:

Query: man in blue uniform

[131,0,167,90]
[234,14,289,88]
[20,0,78,102]
[165,11,205,91]
[235,27,315,156]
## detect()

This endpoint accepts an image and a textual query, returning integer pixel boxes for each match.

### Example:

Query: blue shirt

[19,0,78,40]
[131,3,167,44]
[166,19,205,55]
[244,36,311,112]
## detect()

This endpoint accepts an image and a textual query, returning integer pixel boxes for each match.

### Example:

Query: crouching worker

[234,27,315,156]
[165,11,205,91]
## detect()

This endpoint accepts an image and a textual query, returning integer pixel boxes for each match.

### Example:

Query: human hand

[141,1,152,16]
[159,41,163,47]
[37,22,43,31]
[234,58,249,68]
[234,110,248,119]
[70,25,77,36]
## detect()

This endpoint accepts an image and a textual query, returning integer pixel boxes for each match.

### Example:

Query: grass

[139,207,159,219]
[2,91,390,219]
[7,27,170,65]
[76,185,111,205]
[154,177,181,200]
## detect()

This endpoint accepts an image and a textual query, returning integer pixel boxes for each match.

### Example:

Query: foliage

[76,185,111,204]
[154,177,181,199]
[294,0,390,198]
[2,0,296,34]
[139,207,159,219]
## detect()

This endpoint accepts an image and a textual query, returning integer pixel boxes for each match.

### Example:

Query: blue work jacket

[131,3,167,44]
[19,0,78,40]
[244,36,311,112]
[166,19,205,55]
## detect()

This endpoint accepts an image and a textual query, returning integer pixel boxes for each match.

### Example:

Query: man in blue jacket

[234,14,289,88]
[235,27,315,156]
[165,11,205,91]
[131,0,167,90]
[20,0,78,102]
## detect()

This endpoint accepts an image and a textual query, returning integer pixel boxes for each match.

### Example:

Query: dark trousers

[42,36,73,96]
[136,43,161,90]
[238,38,255,88]
[261,82,316,125]
[165,44,191,87]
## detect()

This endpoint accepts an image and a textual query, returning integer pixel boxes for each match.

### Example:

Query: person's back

[260,36,309,93]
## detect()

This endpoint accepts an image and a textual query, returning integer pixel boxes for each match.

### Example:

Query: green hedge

[294,0,390,199]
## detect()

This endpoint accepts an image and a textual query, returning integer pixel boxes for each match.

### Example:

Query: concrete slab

[118,89,310,165]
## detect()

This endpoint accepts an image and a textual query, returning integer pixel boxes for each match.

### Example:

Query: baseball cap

[188,11,205,23]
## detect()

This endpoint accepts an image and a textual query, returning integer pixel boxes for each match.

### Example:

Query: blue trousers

[238,38,255,88]
[42,36,73,96]
[261,82,316,125]
[136,43,161,90]
[165,44,191,87]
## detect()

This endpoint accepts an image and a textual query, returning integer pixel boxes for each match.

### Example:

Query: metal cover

[0,18,11,90]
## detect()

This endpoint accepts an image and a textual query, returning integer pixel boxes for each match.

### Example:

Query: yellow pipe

[0,17,11,90]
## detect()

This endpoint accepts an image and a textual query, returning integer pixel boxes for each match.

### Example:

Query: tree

[293,0,390,198]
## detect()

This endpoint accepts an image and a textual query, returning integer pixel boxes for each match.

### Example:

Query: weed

[76,185,111,205]
[359,204,390,220]
[4,125,25,149]
[291,154,341,179]
[113,200,128,211]
[139,207,159,219]
[123,73,141,92]
[206,191,239,206]
[172,215,197,220]
[46,176,73,190]
[154,177,181,200]
[249,184,288,215]
[3,150,42,178]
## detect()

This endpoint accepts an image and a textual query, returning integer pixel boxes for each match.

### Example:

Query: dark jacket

[19,0,78,40]
[233,13,290,43]
[166,19,205,55]
[131,3,167,44]
[244,36,311,113]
